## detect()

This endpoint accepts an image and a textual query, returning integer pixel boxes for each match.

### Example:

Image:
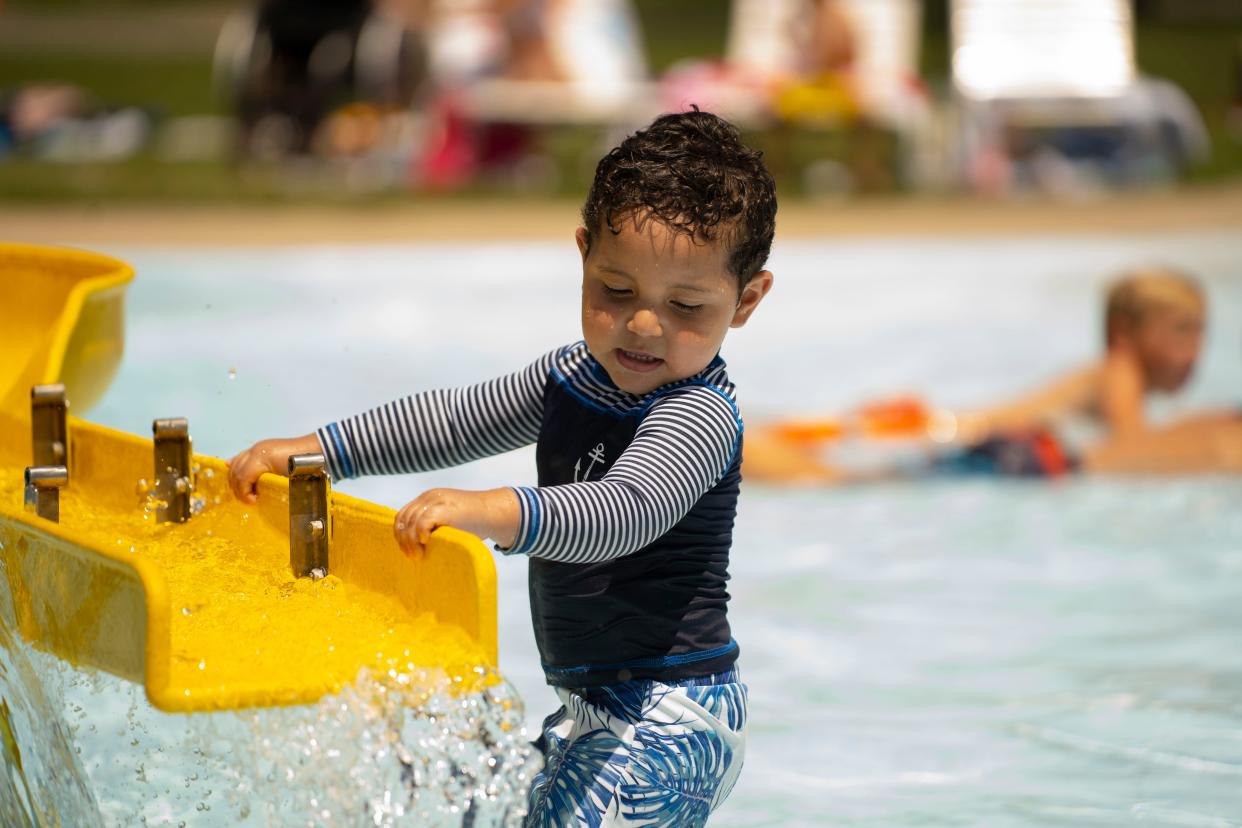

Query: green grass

[0,160,262,203]
[0,56,221,117]
[1133,24,1242,182]
[7,0,203,7]
[1135,24,1240,102]
[632,0,730,71]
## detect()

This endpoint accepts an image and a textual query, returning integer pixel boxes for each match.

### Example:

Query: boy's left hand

[393,487,519,559]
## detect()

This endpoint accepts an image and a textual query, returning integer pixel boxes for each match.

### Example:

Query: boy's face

[1131,300,1206,392]
[577,216,773,396]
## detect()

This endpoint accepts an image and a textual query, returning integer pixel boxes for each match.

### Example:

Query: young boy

[744,266,1206,482]
[228,109,776,825]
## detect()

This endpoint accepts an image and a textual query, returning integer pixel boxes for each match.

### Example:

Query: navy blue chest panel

[536,378,640,487]
[527,368,740,687]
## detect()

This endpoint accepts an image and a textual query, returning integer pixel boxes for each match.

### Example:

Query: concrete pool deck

[5,182,1242,246]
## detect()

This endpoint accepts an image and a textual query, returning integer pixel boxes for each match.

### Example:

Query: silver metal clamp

[288,453,330,578]
[31,384,68,468]
[153,418,193,523]
[24,465,68,523]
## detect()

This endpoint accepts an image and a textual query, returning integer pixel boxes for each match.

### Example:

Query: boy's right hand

[227,434,321,504]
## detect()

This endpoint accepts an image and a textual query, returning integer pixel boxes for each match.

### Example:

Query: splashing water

[0,464,538,824]
[23,643,535,826]
[227,669,535,826]
[0,619,101,827]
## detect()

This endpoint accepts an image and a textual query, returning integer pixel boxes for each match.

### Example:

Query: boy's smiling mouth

[615,348,665,373]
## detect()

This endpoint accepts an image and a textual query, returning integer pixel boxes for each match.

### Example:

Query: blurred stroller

[213,0,426,158]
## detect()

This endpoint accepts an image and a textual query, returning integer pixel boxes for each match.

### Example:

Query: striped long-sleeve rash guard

[317,341,744,686]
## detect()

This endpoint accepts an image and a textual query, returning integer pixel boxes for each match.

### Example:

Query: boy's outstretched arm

[316,347,558,481]
[227,347,560,503]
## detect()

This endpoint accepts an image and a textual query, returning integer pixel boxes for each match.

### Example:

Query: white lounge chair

[950,0,1209,190]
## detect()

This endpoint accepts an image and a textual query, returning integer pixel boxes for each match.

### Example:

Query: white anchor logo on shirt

[573,443,607,482]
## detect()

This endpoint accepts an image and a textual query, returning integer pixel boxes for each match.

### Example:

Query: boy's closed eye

[600,282,704,314]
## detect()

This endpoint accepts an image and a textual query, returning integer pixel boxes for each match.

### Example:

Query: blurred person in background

[665,0,860,120]
[414,0,647,188]
[216,0,425,158]
[743,267,1234,482]
[727,0,857,83]
[0,83,88,157]
[0,82,154,162]
[411,0,643,89]
[215,0,645,181]
[1084,416,1242,475]
[952,267,1206,445]
[694,0,911,192]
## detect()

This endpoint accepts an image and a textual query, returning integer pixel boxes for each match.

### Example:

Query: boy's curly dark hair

[581,109,777,288]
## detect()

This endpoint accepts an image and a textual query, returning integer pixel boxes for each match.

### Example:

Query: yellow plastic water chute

[0,243,133,417]
[0,243,499,712]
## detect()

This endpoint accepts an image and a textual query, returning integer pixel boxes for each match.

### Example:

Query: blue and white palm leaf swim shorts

[526,669,747,827]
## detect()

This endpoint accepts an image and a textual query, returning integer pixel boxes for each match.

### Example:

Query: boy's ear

[575,227,590,263]
[1107,320,1138,353]
[731,270,774,329]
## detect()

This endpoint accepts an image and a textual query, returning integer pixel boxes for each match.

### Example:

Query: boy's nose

[627,309,663,338]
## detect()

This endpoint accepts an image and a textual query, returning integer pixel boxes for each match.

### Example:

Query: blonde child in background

[956,267,1205,444]
[745,267,1212,482]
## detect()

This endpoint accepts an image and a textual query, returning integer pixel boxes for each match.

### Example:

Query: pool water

[19,231,1242,825]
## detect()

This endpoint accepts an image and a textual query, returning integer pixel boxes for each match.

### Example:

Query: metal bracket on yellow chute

[288,454,330,579]
[151,417,192,524]
[23,465,67,523]
[31,384,68,467]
